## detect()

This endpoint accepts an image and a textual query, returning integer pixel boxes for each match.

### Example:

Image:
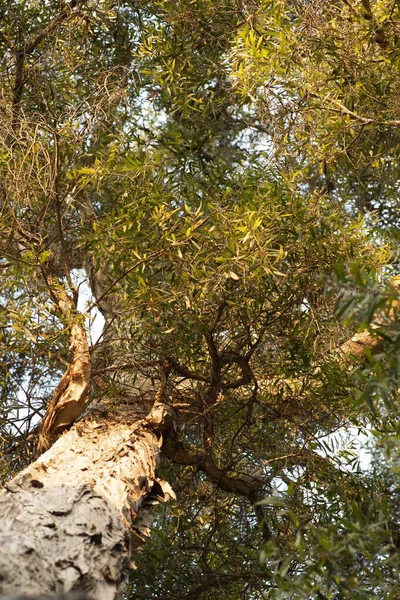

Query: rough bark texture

[0,404,173,600]
[2,595,87,600]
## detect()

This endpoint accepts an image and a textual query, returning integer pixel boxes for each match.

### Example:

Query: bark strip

[37,322,90,453]
[37,285,91,453]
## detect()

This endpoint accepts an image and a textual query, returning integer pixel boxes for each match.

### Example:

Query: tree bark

[0,402,174,600]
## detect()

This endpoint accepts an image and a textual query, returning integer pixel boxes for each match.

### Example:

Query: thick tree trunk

[0,402,173,600]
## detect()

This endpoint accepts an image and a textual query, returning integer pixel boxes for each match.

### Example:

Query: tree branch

[163,437,263,499]
[24,0,80,56]
[168,358,210,383]
[133,571,270,600]
[12,0,83,123]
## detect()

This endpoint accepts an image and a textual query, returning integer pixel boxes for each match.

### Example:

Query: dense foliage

[0,0,400,598]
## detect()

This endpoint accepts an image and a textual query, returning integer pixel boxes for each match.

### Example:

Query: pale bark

[37,320,91,453]
[0,402,174,600]
[36,274,92,454]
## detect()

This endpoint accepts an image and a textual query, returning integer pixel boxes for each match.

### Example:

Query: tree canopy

[0,1,400,598]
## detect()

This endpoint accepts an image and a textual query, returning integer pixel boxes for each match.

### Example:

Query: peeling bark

[38,322,91,453]
[338,324,385,361]
[338,278,400,363]
[0,404,174,600]
[37,279,91,454]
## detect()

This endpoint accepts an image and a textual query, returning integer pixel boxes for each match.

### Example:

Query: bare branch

[168,358,210,383]
[163,437,263,499]
[330,100,400,127]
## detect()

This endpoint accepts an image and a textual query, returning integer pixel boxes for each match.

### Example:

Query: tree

[0,0,399,598]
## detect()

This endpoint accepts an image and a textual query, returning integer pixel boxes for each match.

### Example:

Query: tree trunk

[0,401,174,600]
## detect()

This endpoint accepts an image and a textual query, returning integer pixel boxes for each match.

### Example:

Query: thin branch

[12,50,25,125]
[331,100,400,127]
[53,134,78,305]
[168,358,210,383]
[12,0,83,123]
[133,571,270,600]
[340,0,358,17]
[220,352,253,389]
[24,0,80,55]
[86,251,163,313]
